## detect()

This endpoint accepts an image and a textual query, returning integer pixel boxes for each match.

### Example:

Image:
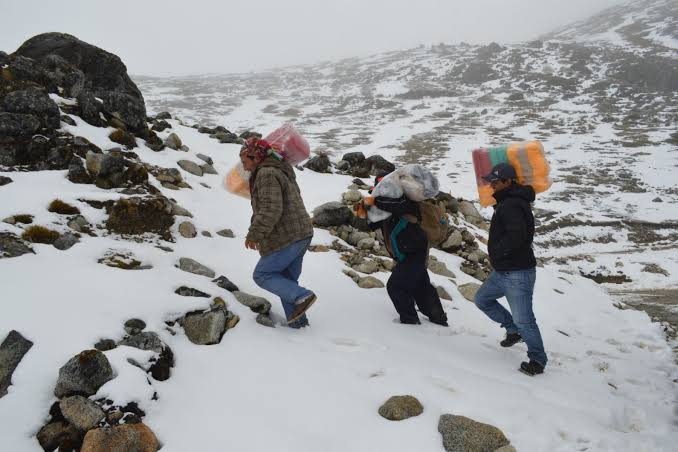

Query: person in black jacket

[364,174,448,326]
[474,163,547,376]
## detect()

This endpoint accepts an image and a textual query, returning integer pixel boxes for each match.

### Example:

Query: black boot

[500,332,522,347]
[519,360,545,376]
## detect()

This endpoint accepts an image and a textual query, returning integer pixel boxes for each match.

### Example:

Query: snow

[1,119,676,451]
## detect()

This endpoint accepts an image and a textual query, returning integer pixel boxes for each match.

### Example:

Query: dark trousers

[386,250,447,324]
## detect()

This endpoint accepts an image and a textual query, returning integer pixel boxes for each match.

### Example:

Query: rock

[313,202,352,227]
[123,319,146,336]
[336,160,350,171]
[441,230,463,249]
[438,414,510,452]
[0,232,34,259]
[365,155,395,175]
[68,159,93,184]
[177,257,216,278]
[53,233,79,250]
[305,154,331,173]
[77,91,105,127]
[201,163,218,175]
[60,396,105,431]
[507,92,524,102]
[178,221,197,238]
[37,421,82,451]
[0,176,13,186]
[256,314,276,328]
[94,339,116,352]
[212,275,239,292]
[170,202,193,218]
[98,250,147,270]
[2,87,60,130]
[216,229,235,238]
[196,153,213,165]
[119,332,164,354]
[182,309,227,345]
[232,291,272,314]
[652,197,663,203]
[0,330,34,398]
[67,215,92,233]
[462,62,496,84]
[378,395,424,421]
[357,238,376,250]
[437,286,453,301]
[428,258,456,278]
[54,350,114,398]
[342,190,362,204]
[164,133,182,150]
[0,112,41,137]
[358,276,384,289]
[155,112,172,120]
[355,260,379,274]
[150,346,174,381]
[151,120,171,132]
[347,231,371,246]
[457,283,481,302]
[81,423,160,452]
[342,152,366,166]
[175,286,210,298]
[106,196,174,238]
[108,129,137,149]
[458,201,484,226]
[177,160,203,176]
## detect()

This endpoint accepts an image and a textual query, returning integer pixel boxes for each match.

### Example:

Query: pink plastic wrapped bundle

[265,124,310,165]
[224,162,251,199]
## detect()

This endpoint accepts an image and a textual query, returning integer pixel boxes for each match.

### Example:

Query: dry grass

[48,199,80,215]
[21,225,60,244]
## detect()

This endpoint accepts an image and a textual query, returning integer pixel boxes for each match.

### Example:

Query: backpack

[403,200,449,247]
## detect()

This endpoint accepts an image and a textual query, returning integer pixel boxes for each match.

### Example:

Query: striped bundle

[472,141,552,207]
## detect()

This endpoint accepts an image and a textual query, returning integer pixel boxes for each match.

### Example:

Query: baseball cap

[482,163,517,182]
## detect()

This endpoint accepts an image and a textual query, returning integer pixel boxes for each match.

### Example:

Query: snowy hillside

[1,2,678,451]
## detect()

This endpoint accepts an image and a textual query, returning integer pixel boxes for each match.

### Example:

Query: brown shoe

[287,293,317,324]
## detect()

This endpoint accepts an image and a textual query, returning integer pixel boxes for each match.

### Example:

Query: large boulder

[438,414,511,452]
[2,87,60,129]
[81,423,160,452]
[14,33,148,133]
[54,350,114,398]
[312,202,352,227]
[0,330,34,397]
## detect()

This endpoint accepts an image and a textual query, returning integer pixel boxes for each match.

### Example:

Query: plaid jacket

[246,157,313,256]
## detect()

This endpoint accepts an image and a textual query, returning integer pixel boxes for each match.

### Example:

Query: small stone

[180,145,190,152]
[178,221,197,238]
[428,259,456,278]
[342,190,362,204]
[60,396,105,431]
[119,331,165,355]
[347,231,371,246]
[652,197,663,203]
[0,330,34,398]
[37,421,81,451]
[457,283,481,302]
[67,215,91,233]
[256,313,275,328]
[436,285,453,301]
[53,233,79,250]
[94,339,116,351]
[232,291,272,314]
[378,395,424,421]
[124,319,146,336]
[171,202,193,218]
[312,202,352,227]
[438,414,511,452]
[442,230,463,249]
[54,350,114,398]
[202,231,212,237]
[0,176,13,187]
[175,286,210,297]
[212,276,239,292]
[177,257,215,278]
[164,133,182,150]
[357,238,376,250]
[216,229,235,238]
[358,276,384,289]
[182,309,227,345]
[309,245,330,252]
[196,153,213,165]
[226,314,240,329]
[212,297,227,308]
[81,423,160,452]
[201,164,218,175]
[177,160,203,176]
[355,260,379,274]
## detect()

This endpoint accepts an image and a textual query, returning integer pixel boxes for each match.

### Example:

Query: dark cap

[482,163,517,182]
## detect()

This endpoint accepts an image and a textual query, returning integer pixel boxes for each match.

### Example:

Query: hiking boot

[500,332,522,348]
[519,360,545,376]
[393,317,421,325]
[287,293,317,324]
[429,317,448,327]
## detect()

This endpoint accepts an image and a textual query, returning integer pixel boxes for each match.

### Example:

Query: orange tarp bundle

[224,163,251,199]
[472,141,552,207]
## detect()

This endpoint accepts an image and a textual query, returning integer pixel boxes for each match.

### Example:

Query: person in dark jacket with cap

[474,163,547,376]
[360,172,448,327]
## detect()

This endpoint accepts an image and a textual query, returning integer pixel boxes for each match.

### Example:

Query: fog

[1,0,628,75]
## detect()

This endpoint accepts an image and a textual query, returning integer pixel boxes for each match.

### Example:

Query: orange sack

[225,163,251,199]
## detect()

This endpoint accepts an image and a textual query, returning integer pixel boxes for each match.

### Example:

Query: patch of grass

[48,199,80,215]
[109,129,137,148]
[21,225,60,244]
[13,214,34,224]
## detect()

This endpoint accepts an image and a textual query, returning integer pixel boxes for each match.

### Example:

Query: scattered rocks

[54,350,114,398]
[438,414,511,452]
[216,229,234,238]
[0,232,34,258]
[175,286,210,298]
[182,308,228,345]
[177,159,203,176]
[59,395,105,431]
[164,133,182,150]
[378,395,424,421]
[0,330,34,398]
[313,202,352,227]
[123,319,146,336]
[457,283,481,302]
[232,291,272,314]
[178,221,197,238]
[177,257,216,278]
[212,275,239,292]
[81,423,160,452]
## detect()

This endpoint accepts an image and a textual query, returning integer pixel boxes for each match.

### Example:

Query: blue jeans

[253,238,313,328]
[474,268,547,366]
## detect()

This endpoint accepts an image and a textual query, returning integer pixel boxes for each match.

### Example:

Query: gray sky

[1,0,627,76]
